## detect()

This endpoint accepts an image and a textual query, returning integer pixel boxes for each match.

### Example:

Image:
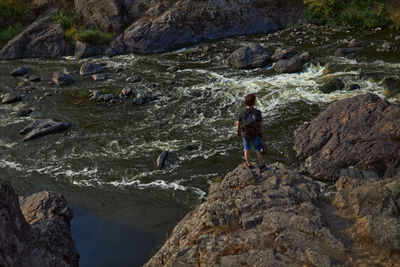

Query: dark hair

[244,93,256,106]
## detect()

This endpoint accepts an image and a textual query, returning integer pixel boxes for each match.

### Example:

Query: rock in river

[157,151,169,169]
[53,71,75,86]
[11,66,28,76]
[334,48,356,57]
[2,92,22,104]
[227,43,272,69]
[19,119,71,141]
[0,179,79,266]
[294,93,400,181]
[74,41,101,59]
[80,62,104,76]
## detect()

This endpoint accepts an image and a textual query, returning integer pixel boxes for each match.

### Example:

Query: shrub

[64,26,112,46]
[54,9,75,30]
[0,0,29,18]
[0,22,23,44]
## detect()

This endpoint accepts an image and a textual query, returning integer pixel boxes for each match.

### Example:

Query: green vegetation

[65,26,112,46]
[303,0,395,28]
[0,0,29,18]
[53,9,75,29]
[0,22,23,44]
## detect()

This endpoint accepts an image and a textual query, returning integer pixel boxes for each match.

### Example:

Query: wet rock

[121,85,134,97]
[44,92,52,97]
[11,66,28,76]
[0,10,66,59]
[19,119,71,141]
[27,75,41,82]
[226,43,272,69]
[17,107,33,117]
[274,55,302,74]
[18,81,30,88]
[349,84,361,91]
[299,51,311,63]
[80,62,103,76]
[102,94,114,102]
[2,92,22,104]
[319,78,345,94]
[294,93,400,181]
[382,77,400,98]
[74,41,101,59]
[271,47,297,62]
[167,66,180,73]
[395,36,400,42]
[24,86,36,93]
[334,48,356,57]
[348,39,362,48]
[380,41,396,52]
[133,91,148,104]
[126,75,140,83]
[53,71,75,86]
[157,151,169,169]
[92,74,107,81]
[145,163,345,266]
[90,90,103,101]
[0,179,79,266]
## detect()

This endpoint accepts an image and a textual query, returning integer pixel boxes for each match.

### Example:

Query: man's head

[245,93,256,107]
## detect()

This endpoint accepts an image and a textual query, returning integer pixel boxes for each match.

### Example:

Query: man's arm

[236,120,241,137]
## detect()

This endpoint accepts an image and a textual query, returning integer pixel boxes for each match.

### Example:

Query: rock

[156,151,169,169]
[0,10,67,59]
[381,41,396,52]
[2,92,22,104]
[349,84,361,91]
[334,174,400,251]
[274,55,302,74]
[79,62,103,76]
[17,107,33,117]
[102,94,114,102]
[319,78,345,94]
[348,39,362,48]
[125,75,140,83]
[53,71,74,86]
[226,43,272,69]
[11,66,28,76]
[90,90,103,101]
[74,41,101,59]
[19,119,71,141]
[27,75,41,82]
[395,36,400,42]
[167,66,179,73]
[92,74,107,81]
[145,163,345,266]
[271,47,297,62]
[18,81,30,88]
[294,93,400,181]
[334,48,356,57]
[299,51,311,63]
[44,92,52,97]
[382,77,400,98]
[121,85,134,96]
[24,86,36,93]
[0,179,79,266]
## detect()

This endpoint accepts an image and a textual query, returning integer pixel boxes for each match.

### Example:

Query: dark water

[0,28,399,266]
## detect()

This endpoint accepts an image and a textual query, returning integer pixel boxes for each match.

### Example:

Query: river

[0,27,399,266]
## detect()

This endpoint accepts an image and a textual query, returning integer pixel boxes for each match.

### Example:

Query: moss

[64,26,112,46]
[0,0,29,19]
[0,22,23,44]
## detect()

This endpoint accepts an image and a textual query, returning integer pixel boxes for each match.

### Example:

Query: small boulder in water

[53,71,74,86]
[157,151,169,169]
[79,62,103,76]
[274,55,302,74]
[320,78,345,94]
[348,39,362,48]
[18,107,33,117]
[167,66,179,73]
[2,92,22,104]
[121,85,134,97]
[271,47,297,62]
[92,74,106,81]
[227,43,272,69]
[19,119,70,141]
[27,75,41,82]
[74,41,101,59]
[126,76,140,83]
[382,77,400,98]
[11,66,28,76]
[334,48,356,57]
[395,36,400,42]
[379,41,396,52]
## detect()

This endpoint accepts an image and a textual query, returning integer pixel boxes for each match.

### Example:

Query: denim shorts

[242,136,261,151]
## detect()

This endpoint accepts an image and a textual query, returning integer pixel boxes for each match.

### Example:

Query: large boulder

[294,94,400,181]
[2,92,22,104]
[0,179,79,266]
[53,71,75,86]
[274,55,302,73]
[0,10,67,59]
[79,62,103,76]
[145,163,345,266]
[19,119,71,141]
[227,43,272,69]
[74,41,101,59]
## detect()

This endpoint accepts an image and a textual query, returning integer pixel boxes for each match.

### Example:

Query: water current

[0,28,399,266]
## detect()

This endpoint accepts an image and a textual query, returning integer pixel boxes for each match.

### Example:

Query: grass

[65,26,112,46]
[0,0,29,18]
[0,22,23,44]
[53,9,75,30]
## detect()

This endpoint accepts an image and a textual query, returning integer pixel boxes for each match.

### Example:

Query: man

[236,93,266,171]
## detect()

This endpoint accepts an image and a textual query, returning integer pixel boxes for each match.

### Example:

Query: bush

[65,26,112,46]
[0,0,29,18]
[0,22,23,44]
[54,9,75,30]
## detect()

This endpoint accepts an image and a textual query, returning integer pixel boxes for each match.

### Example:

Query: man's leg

[244,150,251,166]
[256,151,263,166]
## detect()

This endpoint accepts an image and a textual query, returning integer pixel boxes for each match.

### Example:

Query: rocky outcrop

[145,163,346,266]
[227,43,272,69]
[0,10,67,59]
[19,119,71,141]
[294,93,400,181]
[74,41,101,59]
[0,179,79,266]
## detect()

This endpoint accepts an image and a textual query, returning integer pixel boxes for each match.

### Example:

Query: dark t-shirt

[237,107,262,137]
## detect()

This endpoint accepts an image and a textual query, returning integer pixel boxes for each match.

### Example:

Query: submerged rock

[294,93,400,181]
[92,74,107,81]
[11,66,28,76]
[17,107,33,117]
[348,39,362,48]
[53,71,75,86]
[156,151,169,169]
[0,179,79,266]
[19,119,71,141]
[274,55,301,73]
[271,47,297,62]
[334,47,356,57]
[2,92,22,104]
[382,77,400,98]
[227,43,272,69]
[80,62,104,76]
[319,78,345,94]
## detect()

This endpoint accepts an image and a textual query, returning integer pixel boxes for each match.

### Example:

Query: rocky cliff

[0,179,79,267]
[145,94,400,266]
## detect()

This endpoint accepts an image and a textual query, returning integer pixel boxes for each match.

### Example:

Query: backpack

[242,109,258,137]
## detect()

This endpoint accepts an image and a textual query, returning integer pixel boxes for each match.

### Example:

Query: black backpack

[242,109,258,137]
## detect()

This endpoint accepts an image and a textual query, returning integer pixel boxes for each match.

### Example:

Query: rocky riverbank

[145,94,400,266]
[0,179,79,266]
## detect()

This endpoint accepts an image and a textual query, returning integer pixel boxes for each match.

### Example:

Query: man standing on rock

[236,93,266,171]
